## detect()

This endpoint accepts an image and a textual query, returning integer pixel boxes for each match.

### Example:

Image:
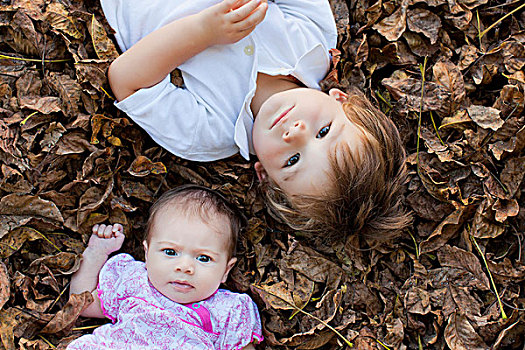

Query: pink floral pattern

[67,254,263,349]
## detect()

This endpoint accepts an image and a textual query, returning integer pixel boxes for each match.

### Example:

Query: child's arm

[241,344,255,350]
[108,0,267,101]
[69,224,125,318]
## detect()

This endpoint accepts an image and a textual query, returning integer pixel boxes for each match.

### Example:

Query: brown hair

[259,89,411,243]
[145,184,245,259]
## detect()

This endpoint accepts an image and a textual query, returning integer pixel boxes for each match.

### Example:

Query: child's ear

[254,161,267,182]
[143,240,149,262]
[328,88,348,103]
[221,257,237,283]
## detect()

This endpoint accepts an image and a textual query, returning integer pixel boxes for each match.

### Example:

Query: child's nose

[175,257,194,274]
[282,120,306,143]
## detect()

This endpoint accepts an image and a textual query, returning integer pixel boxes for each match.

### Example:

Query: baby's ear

[142,240,149,262]
[254,161,267,182]
[221,257,237,283]
[329,88,348,103]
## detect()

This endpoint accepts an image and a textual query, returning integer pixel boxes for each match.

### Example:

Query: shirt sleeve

[97,253,136,322]
[114,75,239,162]
[218,293,263,350]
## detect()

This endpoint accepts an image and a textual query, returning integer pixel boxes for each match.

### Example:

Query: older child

[102,0,410,241]
[68,185,262,349]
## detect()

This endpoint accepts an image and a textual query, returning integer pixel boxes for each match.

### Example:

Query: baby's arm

[241,344,255,350]
[108,0,267,101]
[69,224,125,318]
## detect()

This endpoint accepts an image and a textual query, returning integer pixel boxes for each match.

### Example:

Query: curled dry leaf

[89,15,119,60]
[467,105,504,131]
[127,156,167,177]
[0,262,9,309]
[407,8,441,44]
[45,2,83,39]
[372,0,408,41]
[444,311,489,350]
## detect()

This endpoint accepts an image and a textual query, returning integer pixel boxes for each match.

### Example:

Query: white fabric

[101,0,337,161]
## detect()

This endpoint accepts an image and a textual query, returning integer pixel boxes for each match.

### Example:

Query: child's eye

[196,255,212,263]
[316,124,331,138]
[163,249,177,256]
[284,153,300,167]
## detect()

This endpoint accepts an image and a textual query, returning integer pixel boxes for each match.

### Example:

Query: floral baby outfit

[67,254,263,349]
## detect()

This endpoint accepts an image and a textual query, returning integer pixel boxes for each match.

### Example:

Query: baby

[102,0,410,241]
[68,185,262,349]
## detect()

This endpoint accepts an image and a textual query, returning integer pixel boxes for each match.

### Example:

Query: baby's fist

[87,223,125,256]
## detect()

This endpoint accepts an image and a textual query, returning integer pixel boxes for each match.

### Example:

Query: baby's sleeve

[218,293,264,350]
[96,253,135,322]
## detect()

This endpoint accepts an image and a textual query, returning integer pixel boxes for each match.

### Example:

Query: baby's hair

[144,184,245,259]
[260,88,411,243]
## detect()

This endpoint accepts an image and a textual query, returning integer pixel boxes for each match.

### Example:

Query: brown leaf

[88,14,119,60]
[433,60,466,111]
[382,77,449,114]
[500,157,525,198]
[407,8,441,44]
[19,96,62,114]
[46,72,82,116]
[45,2,83,39]
[0,194,64,239]
[471,197,506,239]
[456,44,479,70]
[40,291,93,334]
[0,227,42,258]
[467,105,504,131]
[444,311,489,350]
[492,198,519,223]
[0,308,22,350]
[420,207,465,254]
[39,121,66,152]
[282,245,343,290]
[128,155,167,177]
[405,286,431,314]
[489,125,525,160]
[254,281,295,310]
[437,245,490,290]
[373,0,408,41]
[27,252,79,275]
[0,262,9,309]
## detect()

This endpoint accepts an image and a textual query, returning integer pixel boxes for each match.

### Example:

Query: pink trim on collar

[182,302,214,333]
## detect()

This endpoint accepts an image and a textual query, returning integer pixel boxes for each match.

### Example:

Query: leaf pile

[0,0,524,349]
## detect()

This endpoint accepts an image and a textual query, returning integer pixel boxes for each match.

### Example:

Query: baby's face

[252,88,366,196]
[143,208,235,304]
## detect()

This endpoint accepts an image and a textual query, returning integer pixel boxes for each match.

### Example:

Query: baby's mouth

[171,280,194,291]
[271,106,294,129]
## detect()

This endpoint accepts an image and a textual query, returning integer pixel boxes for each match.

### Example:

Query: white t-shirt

[101,0,337,161]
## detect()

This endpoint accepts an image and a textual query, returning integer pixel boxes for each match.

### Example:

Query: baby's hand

[200,0,267,46]
[86,224,125,256]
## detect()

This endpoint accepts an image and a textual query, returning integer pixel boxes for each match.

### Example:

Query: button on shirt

[101,0,338,161]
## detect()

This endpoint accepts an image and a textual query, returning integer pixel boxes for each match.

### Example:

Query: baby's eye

[285,153,300,167]
[316,124,331,138]
[197,255,212,263]
[163,249,177,256]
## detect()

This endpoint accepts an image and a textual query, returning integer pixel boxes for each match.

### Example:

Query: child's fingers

[92,224,100,234]
[232,1,267,31]
[226,0,262,22]
[95,224,107,237]
[112,223,124,234]
[103,225,114,238]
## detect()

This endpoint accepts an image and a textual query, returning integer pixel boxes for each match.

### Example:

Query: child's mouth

[271,106,294,129]
[171,281,194,291]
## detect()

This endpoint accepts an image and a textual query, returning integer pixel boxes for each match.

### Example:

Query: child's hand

[200,0,267,46]
[86,224,125,256]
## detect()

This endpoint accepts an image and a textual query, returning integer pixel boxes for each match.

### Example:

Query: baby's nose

[283,120,306,143]
[175,257,194,274]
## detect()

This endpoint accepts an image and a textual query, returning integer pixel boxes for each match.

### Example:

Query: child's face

[252,88,366,196]
[143,207,236,304]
